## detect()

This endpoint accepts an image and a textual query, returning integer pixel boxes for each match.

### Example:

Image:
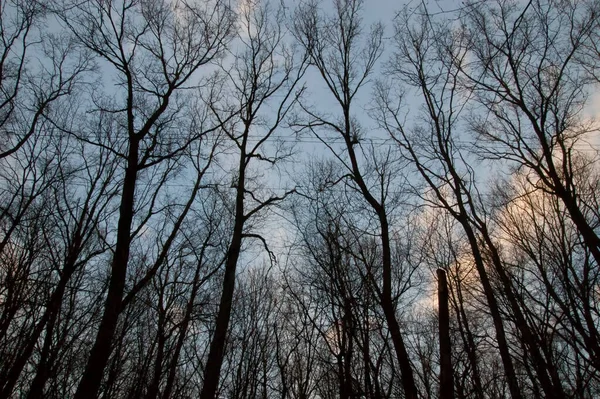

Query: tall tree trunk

[437,269,454,399]
[162,252,208,399]
[345,140,418,399]
[478,228,564,399]
[199,156,246,399]
[75,139,139,399]
[146,303,167,399]
[460,221,522,399]
[1,237,83,399]
[450,270,484,399]
[199,229,243,399]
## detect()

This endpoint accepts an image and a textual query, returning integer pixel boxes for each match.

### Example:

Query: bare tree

[52,1,236,397]
[199,2,306,397]
[459,0,600,266]
[375,1,600,397]
[0,0,91,159]
[375,5,528,398]
[493,168,600,392]
[291,1,419,397]
[3,129,119,399]
[1,0,599,397]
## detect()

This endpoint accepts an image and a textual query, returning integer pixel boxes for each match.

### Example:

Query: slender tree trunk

[146,305,167,399]
[345,140,418,399]
[450,271,484,399]
[528,122,600,268]
[199,231,243,399]
[162,256,206,399]
[555,187,600,269]
[25,280,68,399]
[75,139,139,399]
[199,156,246,399]
[1,240,82,399]
[437,269,454,399]
[341,301,354,399]
[479,229,564,399]
[461,221,522,399]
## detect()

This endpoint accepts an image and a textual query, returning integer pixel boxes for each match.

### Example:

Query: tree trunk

[199,157,246,399]
[461,221,522,399]
[437,269,454,399]
[74,139,139,399]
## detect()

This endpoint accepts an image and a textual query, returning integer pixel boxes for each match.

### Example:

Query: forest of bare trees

[0,0,599,397]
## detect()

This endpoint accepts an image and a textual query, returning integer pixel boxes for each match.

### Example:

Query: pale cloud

[583,90,600,147]
[236,0,258,38]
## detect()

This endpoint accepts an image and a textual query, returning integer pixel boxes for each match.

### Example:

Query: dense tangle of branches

[0,0,599,398]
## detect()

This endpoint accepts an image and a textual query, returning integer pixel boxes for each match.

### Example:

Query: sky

[256,0,600,303]
[39,0,600,275]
